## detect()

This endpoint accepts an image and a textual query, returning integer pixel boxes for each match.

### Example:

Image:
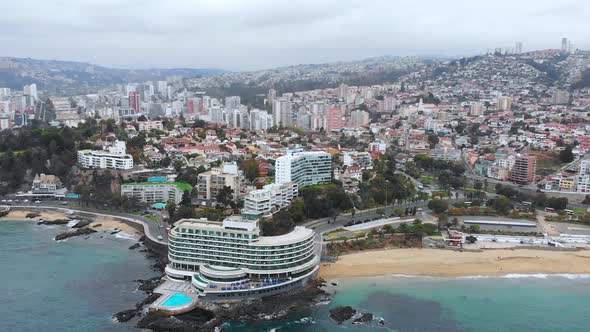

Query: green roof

[123,181,192,192]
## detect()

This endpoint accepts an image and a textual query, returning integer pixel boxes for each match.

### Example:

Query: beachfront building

[121,181,192,205]
[77,140,134,170]
[32,173,63,194]
[275,150,332,187]
[242,182,298,216]
[196,162,241,206]
[165,215,320,300]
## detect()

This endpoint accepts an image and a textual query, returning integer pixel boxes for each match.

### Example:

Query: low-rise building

[242,182,298,216]
[121,181,192,204]
[77,140,134,170]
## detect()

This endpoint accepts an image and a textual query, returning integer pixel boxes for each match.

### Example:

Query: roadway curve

[2,204,168,245]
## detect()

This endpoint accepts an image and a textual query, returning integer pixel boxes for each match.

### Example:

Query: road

[305,200,431,234]
[1,200,168,244]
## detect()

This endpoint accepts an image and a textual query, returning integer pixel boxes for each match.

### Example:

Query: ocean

[226,274,590,331]
[3,220,590,332]
[0,220,158,332]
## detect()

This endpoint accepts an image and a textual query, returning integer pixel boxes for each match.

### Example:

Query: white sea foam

[67,219,79,227]
[114,231,138,241]
[376,273,590,280]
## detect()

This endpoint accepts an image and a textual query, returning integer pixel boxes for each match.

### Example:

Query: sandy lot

[319,248,590,278]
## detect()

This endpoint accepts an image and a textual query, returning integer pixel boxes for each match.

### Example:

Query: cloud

[0,0,588,70]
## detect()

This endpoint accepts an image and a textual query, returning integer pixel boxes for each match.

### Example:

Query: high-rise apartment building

[225,96,241,110]
[515,42,523,54]
[326,107,344,131]
[349,110,370,127]
[510,155,536,184]
[129,91,141,113]
[470,102,484,116]
[497,96,512,111]
[272,98,292,127]
[275,151,332,187]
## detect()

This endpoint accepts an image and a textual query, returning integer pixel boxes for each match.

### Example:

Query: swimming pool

[162,293,192,307]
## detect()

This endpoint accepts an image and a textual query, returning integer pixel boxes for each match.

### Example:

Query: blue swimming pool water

[163,293,192,307]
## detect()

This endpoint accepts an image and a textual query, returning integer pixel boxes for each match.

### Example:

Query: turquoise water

[0,220,158,332]
[163,293,192,307]
[227,274,590,331]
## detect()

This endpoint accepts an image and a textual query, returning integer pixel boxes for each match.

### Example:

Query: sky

[1,0,589,71]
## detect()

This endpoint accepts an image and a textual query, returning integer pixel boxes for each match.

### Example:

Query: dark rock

[92,223,102,228]
[113,309,138,323]
[138,235,146,242]
[136,308,216,332]
[378,318,386,325]
[38,218,70,225]
[135,277,161,294]
[353,312,374,324]
[72,219,91,228]
[110,230,120,235]
[54,227,97,241]
[26,212,40,218]
[329,306,356,324]
[128,243,141,250]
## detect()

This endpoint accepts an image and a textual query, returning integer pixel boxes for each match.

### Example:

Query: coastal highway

[304,200,431,235]
[1,202,168,245]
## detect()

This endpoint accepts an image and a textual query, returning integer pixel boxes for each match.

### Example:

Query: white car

[157,235,163,240]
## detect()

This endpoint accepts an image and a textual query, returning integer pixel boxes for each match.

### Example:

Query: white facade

[243,182,298,216]
[165,215,320,300]
[77,140,134,170]
[275,151,332,187]
[121,182,188,204]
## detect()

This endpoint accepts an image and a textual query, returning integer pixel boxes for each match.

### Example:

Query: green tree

[242,159,259,182]
[492,196,513,215]
[428,199,449,214]
[559,145,574,163]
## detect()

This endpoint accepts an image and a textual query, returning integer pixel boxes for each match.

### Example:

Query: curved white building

[165,215,320,300]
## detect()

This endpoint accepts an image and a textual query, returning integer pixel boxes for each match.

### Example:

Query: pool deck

[149,278,199,315]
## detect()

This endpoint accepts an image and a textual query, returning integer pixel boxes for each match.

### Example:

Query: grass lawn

[572,207,589,215]
[146,215,159,223]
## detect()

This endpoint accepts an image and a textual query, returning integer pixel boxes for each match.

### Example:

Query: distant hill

[0,57,226,94]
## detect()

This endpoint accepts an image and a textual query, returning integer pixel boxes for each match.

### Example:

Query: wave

[457,274,590,280]
[371,274,590,280]
[114,232,139,241]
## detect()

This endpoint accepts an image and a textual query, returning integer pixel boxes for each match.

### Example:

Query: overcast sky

[2,0,588,71]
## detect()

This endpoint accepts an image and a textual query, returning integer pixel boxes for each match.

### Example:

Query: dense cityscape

[2,32,590,331]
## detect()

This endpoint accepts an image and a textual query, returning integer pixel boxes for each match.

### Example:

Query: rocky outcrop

[136,308,216,332]
[113,309,138,323]
[54,227,96,241]
[26,212,41,218]
[353,312,374,324]
[134,277,161,294]
[329,306,356,324]
[38,219,70,225]
[72,219,92,228]
[128,243,141,250]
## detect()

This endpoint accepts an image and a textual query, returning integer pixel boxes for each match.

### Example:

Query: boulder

[72,219,91,228]
[353,312,373,324]
[113,309,138,323]
[329,306,356,324]
[54,227,97,241]
[128,243,141,250]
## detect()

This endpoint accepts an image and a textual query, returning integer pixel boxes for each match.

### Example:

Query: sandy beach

[1,209,71,222]
[319,248,590,278]
[1,208,143,236]
[89,219,143,236]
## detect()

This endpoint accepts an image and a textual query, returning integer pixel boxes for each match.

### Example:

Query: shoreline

[319,248,590,279]
[0,208,144,236]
